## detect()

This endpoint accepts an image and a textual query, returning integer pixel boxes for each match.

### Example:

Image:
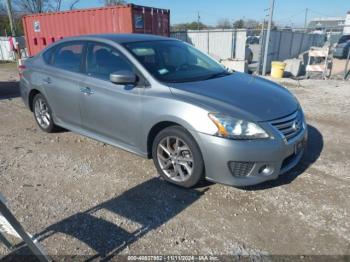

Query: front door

[80,42,143,147]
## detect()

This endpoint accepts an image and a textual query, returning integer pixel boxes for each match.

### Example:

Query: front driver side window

[86,43,133,81]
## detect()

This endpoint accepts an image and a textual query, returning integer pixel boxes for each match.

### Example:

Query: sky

[63,0,349,27]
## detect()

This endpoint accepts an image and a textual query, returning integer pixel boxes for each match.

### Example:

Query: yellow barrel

[271,61,286,78]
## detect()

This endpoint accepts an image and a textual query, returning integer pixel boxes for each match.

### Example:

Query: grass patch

[0,62,17,70]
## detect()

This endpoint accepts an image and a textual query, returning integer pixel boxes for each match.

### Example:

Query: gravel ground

[0,64,349,260]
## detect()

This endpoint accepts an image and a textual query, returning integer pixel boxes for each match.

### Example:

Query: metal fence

[170,29,247,61]
[171,29,327,75]
[328,32,342,46]
[259,30,326,73]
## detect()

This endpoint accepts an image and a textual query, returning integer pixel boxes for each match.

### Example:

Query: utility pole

[262,0,275,76]
[257,19,265,74]
[197,11,200,30]
[5,0,16,36]
[304,8,308,29]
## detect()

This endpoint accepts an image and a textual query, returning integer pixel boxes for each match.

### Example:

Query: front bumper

[195,124,308,187]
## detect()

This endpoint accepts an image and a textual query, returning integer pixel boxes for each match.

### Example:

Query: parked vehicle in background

[246,36,260,45]
[333,34,350,59]
[19,34,307,188]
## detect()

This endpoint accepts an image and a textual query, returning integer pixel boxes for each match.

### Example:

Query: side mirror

[110,70,137,85]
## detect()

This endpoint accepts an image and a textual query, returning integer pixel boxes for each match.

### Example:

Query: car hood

[168,72,298,122]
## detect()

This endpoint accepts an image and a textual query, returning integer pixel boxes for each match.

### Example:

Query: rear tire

[152,126,204,188]
[33,93,59,133]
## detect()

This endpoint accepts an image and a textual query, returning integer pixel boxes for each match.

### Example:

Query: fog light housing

[228,161,254,177]
[258,164,273,176]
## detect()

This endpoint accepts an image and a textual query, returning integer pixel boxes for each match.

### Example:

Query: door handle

[42,77,51,84]
[80,87,94,95]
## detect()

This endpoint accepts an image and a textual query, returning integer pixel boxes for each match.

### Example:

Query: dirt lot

[332,58,349,78]
[0,63,349,259]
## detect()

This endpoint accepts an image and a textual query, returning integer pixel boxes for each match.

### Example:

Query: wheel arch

[147,120,207,188]
[28,89,41,112]
[146,121,182,158]
[146,113,204,156]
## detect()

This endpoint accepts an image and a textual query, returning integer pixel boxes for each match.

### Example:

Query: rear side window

[52,43,84,73]
[42,48,54,64]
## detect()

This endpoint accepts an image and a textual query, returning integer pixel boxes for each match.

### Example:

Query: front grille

[270,110,303,141]
[228,161,254,177]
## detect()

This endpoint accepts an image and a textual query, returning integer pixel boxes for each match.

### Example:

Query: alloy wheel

[34,97,51,129]
[157,136,194,182]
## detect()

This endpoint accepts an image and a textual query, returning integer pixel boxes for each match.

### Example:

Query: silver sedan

[20,34,307,188]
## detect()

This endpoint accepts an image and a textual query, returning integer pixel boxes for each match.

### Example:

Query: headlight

[208,113,269,140]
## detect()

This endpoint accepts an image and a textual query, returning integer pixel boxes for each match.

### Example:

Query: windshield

[338,35,350,44]
[123,40,229,83]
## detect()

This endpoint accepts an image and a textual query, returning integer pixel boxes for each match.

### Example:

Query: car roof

[67,33,173,44]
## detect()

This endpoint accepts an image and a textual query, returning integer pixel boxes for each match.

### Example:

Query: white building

[308,17,345,32]
[344,11,350,35]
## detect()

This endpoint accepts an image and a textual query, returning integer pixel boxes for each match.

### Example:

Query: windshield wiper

[162,71,232,83]
[205,71,231,80]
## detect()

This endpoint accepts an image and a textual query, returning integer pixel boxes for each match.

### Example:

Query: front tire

[33,93,59,133]
[152,126,204,188]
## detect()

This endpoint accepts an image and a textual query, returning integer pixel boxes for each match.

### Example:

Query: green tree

[171,21,209,31]
[12,0,52,13]
[12,0,81,13]
[0,0,80,36]
[0,14,24,36]
[233,19,245,29]
[216,18,232,29]
[0,15,10,36]
[244,19,261,29]
[102,0,127,6]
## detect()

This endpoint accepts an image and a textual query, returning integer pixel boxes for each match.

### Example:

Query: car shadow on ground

[4,178,205,260]
[243,124,323,190]
[0,81,20,100]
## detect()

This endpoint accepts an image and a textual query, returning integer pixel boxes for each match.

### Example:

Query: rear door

[42,41,85,127]
[79,41,143,147]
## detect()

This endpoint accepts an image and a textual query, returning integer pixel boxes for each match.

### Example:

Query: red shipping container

[22,4,170,56]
